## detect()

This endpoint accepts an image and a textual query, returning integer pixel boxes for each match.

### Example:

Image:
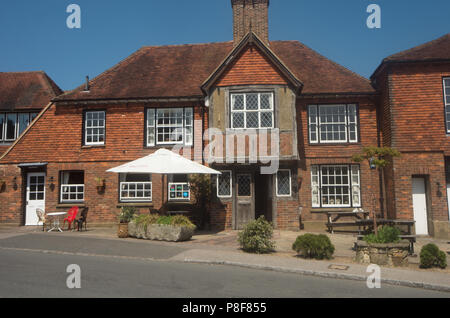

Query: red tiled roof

[54,40,374,102]
[384,33,450,63]
[0,71,63,111]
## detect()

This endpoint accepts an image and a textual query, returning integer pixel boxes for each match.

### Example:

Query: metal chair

[76,207,89,232]
[35,208,49,232]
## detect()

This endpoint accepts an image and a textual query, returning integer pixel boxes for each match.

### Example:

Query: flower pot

[117,223,129,238]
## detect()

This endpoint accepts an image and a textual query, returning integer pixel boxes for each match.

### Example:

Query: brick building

[0,1,449,238]
[0,71,62,156]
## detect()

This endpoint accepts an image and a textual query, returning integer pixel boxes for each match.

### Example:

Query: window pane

[232,113,245,128]
[308,105,318,143]
[218,171,231,197]
[232,94,244,110]
[318,105,347,143]
[260,93,272,110]
[0,114,4,140]
[6,113,17,140]
[246,94,259,110]
[18,113,30,136]
[277,170,291,196]
[260,112,273,128]
[246,112,259,128]
[85,111,105,145]
[237,175,251,197]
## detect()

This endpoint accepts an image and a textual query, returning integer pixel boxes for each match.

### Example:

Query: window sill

[308,142,360,146]
[82,145,106,149]
[56,203,86,208]
[117,203,154,208]
[167,201,192,205]
[310,207,357,213]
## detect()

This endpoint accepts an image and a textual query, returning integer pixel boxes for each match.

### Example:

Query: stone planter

[128,221,194,242]
[355,240,410,267]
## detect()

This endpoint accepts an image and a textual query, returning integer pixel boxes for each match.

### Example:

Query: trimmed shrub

[420,244,447,269]
[292,234,335,260]
[238,216,275,254]
[364,226,401,244]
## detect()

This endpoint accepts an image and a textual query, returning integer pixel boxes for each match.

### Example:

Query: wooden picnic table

[326,210,370,234]
[355,219,415,235]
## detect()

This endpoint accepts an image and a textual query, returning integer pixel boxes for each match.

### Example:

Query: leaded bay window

[85,111,105,145]
[231,92,274,129]
[168,174,190,201]
[120,174,152,202]
[308,104,358,144]
[276,169,292,197]
[146,108,193,146]
[217,171,232,198]
[60,171,85,203]
[0,112,38,142]
[444,78,450,133]
[311,165,361,208]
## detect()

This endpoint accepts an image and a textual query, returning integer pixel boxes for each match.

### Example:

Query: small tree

[189,174,213,230]
[352,146,401,235]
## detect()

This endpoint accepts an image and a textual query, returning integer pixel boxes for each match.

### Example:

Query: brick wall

[232,0,269,46]
[216,45,287,87]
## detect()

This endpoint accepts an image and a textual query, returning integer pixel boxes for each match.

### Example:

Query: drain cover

[328,264,350,271]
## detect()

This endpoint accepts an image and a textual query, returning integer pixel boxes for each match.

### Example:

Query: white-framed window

[85,111,105,145]
[60,171,85,203]
[120,174,152,202]
[276,169,292,197]
[230,92,274,129]
[311,165,361,208]
[217,170,232,198]
[168,175,190,201]
[0,112,38,142]
[146,108,193,146]
[444,78,450,133]
[308,104,358,144]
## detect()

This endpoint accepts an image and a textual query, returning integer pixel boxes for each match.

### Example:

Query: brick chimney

[232,0,269,46]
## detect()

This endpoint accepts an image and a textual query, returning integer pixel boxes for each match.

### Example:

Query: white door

[412,177,428,235]
[25,173,46,226]
[447,183,450,221]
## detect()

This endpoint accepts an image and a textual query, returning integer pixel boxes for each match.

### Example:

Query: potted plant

[117,206,136,238]
[95,177,105,194]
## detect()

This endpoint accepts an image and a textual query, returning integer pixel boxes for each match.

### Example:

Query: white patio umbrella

[107,149,221,175]
[108,149,220,210]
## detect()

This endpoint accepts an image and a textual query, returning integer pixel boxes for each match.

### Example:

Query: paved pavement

[0,226,449,294]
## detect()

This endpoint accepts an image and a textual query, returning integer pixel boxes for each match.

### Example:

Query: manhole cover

[328,264,350,271]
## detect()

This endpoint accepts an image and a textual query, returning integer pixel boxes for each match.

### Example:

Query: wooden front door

[235,173,255,230]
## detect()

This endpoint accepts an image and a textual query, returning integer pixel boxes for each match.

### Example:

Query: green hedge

[420,244,447,269]
[292,234,335,260]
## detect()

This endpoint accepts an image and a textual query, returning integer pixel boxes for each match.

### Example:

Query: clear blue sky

[0,0,449,91]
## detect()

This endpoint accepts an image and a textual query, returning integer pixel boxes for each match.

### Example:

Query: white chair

[35,208,49,232]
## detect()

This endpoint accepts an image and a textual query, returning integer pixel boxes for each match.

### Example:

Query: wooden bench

[357,235,417,255]
[326,210,370,234]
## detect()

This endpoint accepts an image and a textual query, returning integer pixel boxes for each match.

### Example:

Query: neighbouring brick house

[0,0,449,238]
[0,71,62,156]
[371,33,450,238]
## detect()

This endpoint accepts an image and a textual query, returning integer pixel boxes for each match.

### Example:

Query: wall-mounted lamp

[13,177,18,191]
[49,176,55,191]
[436,182,443,198]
